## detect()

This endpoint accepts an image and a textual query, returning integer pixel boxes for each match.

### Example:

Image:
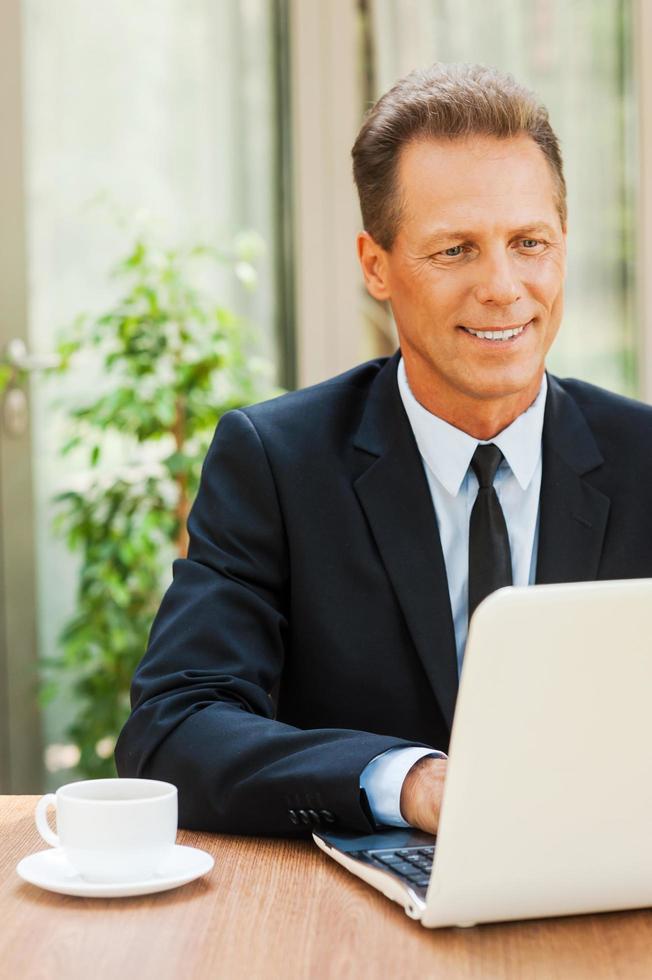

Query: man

[115,64,652,837]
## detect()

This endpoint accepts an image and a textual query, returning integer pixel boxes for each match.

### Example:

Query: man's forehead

[396,133,561,238]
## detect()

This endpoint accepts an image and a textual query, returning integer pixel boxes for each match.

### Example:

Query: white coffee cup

[34,778,178,882]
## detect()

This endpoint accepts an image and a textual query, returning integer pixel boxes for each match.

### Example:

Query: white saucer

[16,844,214,898]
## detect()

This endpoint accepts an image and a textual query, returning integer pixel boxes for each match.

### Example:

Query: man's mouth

[460,320,531,342]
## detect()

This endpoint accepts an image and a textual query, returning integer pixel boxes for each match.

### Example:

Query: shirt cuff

[360,746,447,828]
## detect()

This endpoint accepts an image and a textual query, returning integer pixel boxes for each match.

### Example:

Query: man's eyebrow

[418,223,560,250]
[510,223,559,239]
[419,229,474,249]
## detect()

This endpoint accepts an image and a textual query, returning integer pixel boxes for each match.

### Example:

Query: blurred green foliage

[0,364,13,391]
[38,236,277,778]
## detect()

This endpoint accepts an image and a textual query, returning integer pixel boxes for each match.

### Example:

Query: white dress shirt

[360,358,547,827]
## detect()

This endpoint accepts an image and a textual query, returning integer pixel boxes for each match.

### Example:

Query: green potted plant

[38,235,277,778]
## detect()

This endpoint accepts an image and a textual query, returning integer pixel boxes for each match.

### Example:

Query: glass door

[2,0,285,792]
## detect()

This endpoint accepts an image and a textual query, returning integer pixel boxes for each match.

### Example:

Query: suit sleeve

[114,409,428,836]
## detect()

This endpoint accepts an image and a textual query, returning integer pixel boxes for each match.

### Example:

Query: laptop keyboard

[360,845,435,895]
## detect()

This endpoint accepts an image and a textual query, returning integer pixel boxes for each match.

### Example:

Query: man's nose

[473,252,521,306]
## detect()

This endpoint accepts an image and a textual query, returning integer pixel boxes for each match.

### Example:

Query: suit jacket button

[319,809,336,824]
[289,809,300,825]
[307,809,321,826]
[298,809,311,825]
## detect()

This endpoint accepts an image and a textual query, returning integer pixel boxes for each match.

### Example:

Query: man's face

[359,134,567,431]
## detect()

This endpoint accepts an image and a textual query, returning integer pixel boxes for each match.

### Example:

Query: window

[368,0,638,395]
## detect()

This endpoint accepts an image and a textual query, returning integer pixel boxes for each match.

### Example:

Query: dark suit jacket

[115,352,652,836]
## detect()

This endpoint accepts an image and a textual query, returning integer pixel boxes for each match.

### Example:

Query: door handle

[1,338,60,437]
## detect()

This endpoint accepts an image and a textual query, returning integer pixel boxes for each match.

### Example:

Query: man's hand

[399,755,448,834]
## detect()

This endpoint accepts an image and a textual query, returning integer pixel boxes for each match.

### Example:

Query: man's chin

[459,365,546,404]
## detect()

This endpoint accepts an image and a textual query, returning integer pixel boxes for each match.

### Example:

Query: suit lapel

[353,355,459,730]
[536,375,610,584]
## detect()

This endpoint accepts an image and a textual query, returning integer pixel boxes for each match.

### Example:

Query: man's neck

[403,366,545,440]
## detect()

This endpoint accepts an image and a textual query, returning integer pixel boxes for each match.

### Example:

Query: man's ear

[357,231,391,301]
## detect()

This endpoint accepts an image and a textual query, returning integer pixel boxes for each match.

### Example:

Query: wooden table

[3,796,652,979]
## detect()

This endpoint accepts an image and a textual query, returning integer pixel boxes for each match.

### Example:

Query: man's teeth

[463,324,526,341]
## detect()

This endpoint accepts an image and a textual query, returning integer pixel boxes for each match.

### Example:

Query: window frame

[634,0,652,402]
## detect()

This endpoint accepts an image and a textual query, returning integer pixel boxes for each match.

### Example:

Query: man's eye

[521,239,541,248]
[441,245,465,257]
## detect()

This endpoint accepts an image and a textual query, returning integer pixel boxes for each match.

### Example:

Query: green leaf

[61,435,83,456]
[0,364,12,392]
[162,450,192,477]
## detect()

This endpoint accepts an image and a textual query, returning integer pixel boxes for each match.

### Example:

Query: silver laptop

[314,579,652,928]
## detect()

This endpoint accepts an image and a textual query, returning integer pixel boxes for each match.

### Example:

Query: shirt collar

[397,357,547,497]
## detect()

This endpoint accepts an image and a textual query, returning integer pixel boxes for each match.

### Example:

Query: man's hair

[351,63,566,251]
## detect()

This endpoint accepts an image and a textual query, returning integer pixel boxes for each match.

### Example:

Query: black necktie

[468,444,512,620]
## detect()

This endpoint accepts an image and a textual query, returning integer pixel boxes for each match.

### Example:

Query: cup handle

[35,793,60,848]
